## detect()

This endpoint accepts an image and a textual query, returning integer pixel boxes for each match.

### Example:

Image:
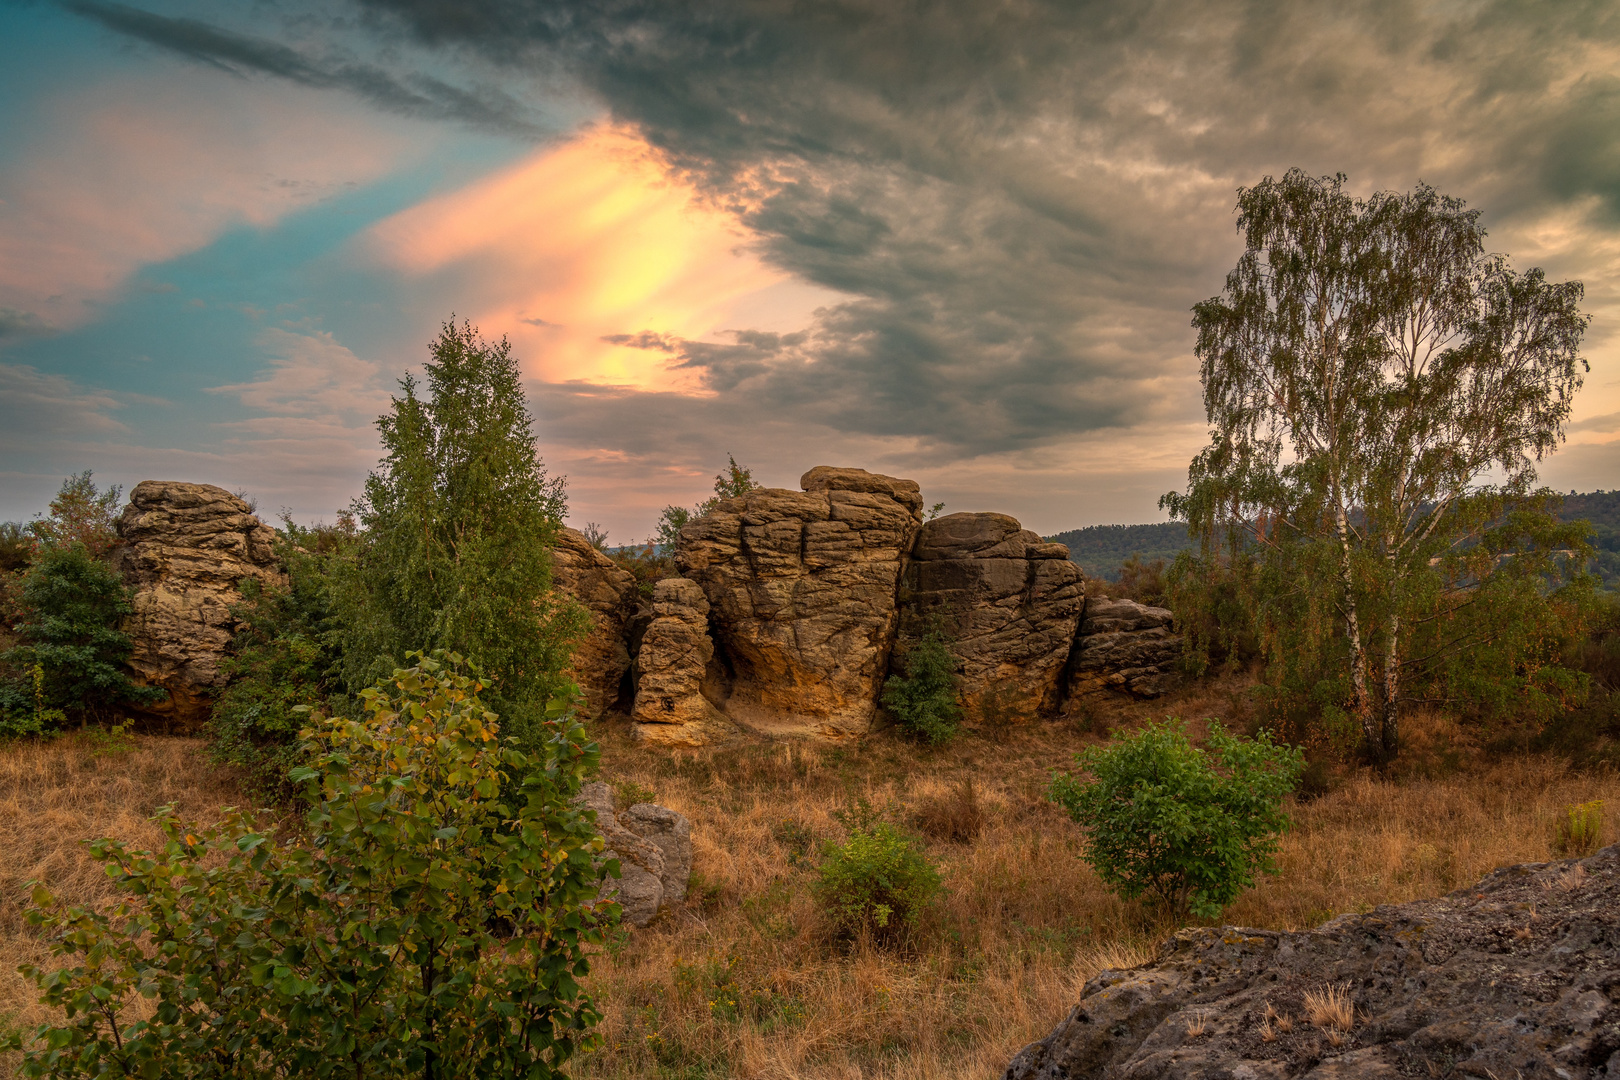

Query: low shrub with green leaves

[814,812,942,947]
[0,545,162,736]
[881,627,962,745]
[10,653,612,1078]
[1555,799,1605,857]
[1049,719,1303,922]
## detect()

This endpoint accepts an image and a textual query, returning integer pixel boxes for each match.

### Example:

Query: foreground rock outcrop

[675,467,924,739]
[1005,844,1620,1080]
[1068,596,1182,700]
[576,781,693,927]
[631,578,736,746]
[113,482,286,728]
[550,527,638,717]
[899,512,1085,723]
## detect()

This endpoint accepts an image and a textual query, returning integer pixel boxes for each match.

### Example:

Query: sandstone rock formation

[550,527,638,717]
[576,781,693,927]
[675,467,924,739]
[113,481,286,729]
[899,512,1084,723]
[1069,596,1182,700]
[1005,844,1620,1080]
[631,578,736,746]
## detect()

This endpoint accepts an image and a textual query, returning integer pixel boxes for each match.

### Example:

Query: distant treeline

[1049,489,1620,586]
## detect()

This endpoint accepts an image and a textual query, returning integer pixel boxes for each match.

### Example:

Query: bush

[0,546,162,732]
[882,627,962,745]
[815,813,942,946]
[11,653,610,1078]
[209,524,349,799]
[1049,719,1303,922]
[1555,800,1605,857]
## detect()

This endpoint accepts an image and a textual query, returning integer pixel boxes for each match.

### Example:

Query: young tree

[335,320,589,744]
[29,471,122,559]
[1164,171,1590,758]
[652,454,760,550]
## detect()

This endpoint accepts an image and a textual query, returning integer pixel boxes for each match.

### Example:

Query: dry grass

[1302,982,1354,1031]
[1,685,1617,1079]
[0,734,250,1069]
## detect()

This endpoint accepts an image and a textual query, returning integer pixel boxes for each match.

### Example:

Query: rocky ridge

[113,481,286,729]
[1004,844,1620,1080]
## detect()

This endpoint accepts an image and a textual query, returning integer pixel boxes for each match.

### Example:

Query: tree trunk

[1380,614,1400,758]
[1336,509,1375,751]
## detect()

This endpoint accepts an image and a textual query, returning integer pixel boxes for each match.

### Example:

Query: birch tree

[1163,170,1589,759]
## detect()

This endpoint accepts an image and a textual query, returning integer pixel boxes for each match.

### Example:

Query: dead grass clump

[1303,982,1354,1031]
[912,777,985,843]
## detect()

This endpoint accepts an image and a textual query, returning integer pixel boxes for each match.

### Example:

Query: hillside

[1050,489,1620,584]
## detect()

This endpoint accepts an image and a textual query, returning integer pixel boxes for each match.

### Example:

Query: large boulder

[1068,596,1182,699]
[112,481,286,729]
[1004,844,1620,1080]
[631,577,736,746]
[576,781,693,927]
[899,512,1085,722]
[675,467,923,739]
[550,527,638,717]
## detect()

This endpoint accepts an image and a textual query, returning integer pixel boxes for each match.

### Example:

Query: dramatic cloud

[25,0,1620,535]
[0,70,424,333]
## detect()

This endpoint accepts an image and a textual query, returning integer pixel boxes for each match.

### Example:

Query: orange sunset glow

[365,125,839,392]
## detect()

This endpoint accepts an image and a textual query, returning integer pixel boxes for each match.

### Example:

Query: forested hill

[1042,522,1194,581]
[1049,489,1620,584]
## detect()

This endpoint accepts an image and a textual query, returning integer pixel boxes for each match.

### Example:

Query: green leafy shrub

[209,525,348,799]
[814,815,942,946]
[1049,719,1303,922]
[0,545,162,732]
[1554,799,1605,857]
[881,627,962,745]
[11,653,610,1078]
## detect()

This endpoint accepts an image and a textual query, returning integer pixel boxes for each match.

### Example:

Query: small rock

[574,781,693,926]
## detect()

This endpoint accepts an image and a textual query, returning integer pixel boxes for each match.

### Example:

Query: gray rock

[575,781,693,926]
[1004,844,1620,1080]
[1069,596,1183,700]
[899,512,1085,723]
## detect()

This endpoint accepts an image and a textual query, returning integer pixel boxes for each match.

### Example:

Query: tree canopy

[1164,170,1591,758]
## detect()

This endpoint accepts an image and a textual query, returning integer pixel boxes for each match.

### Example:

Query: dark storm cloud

[347,0,1618,459]
[62,0,550,137]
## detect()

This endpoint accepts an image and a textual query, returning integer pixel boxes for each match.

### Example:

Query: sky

[2,0,1618,543]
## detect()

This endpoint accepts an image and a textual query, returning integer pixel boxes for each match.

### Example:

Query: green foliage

[1044,522,1195,582]
[1554,799,1605,858]
[882,627,962,745]
[0,546,162,731]
[1164,170,1591,759]
[814,812,942,946]
[1049,720,1303,922]
[208,522,350,799]
[332,320,589,752]
[12,653,610,1078]
[0,521,34,574]
[27,472,122,560]
[653,454,760,551]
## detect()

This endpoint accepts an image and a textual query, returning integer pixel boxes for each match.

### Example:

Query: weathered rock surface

[576,781,693,927]
[675,467,923,739]
[550,527,638,717]
[1069,596,1182,699]
[631,578,736,746]
[899,512,1085,723]
[112,481,286,728]
[1005,845,1620,1080]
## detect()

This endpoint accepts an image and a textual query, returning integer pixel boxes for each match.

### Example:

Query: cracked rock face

[550,527,638,718]
[576,781,693,927]
[675,467,923,739]
[1069,596,1183,700]
[113,481,286,729]
[631,577,736,746]
[899,512,1085,723]
[1004,845,1620,1080]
